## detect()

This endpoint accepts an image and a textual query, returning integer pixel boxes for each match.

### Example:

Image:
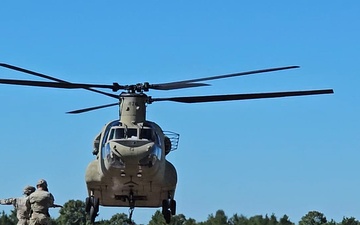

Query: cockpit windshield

[140,128,153,140]
[108,127,154,141]
[109,128,125,140]
[127,128,137,139]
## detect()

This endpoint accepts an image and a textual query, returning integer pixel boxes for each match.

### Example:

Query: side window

[109,129,115,140]
[108,128,125,140]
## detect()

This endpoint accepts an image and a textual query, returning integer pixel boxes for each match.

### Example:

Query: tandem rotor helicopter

[0,63,333,223]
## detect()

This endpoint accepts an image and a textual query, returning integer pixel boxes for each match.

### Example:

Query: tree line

[0,199,359,225]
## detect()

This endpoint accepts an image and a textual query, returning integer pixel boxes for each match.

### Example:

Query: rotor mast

[119,93,148,124]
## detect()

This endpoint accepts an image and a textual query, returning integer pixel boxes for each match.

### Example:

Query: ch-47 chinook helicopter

[0,63,333,223]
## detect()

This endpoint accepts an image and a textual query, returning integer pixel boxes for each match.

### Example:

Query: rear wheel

[170,199,176,215]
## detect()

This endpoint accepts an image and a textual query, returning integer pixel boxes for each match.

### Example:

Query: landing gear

[162,200,171,224]
[127,191,135,224]
[170,199,176,215]
[85,195,99,224]
[161,195,176,224]
[117,190,138,224]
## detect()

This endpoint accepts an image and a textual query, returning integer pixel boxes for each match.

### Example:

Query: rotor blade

[151,89,334,103]
[151,82,210,90]
[151,66,300,90]
[0,78,122,90]
[66,103,118,114]
[0,63,119,98]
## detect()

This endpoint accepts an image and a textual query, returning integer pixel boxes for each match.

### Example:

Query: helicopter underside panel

[85,160,177,207]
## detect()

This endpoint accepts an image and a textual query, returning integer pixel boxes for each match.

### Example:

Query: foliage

[228,213,248,225]
[341,217,360,225]
[279,215,295,225]
[203,210,228,225]
[299,211,327,225]
[2,199,360,225]
[56,199,87,225]
[102,213,132,225]
[149,210,167,225]
[9,209,18,225]
[0,210,15,225]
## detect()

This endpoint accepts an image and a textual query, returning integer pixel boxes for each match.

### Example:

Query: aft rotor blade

[67,103,118,114]
[151,66,299,90]
[151,89,334,103]
[0,63,118,99]
[0,78,122,90]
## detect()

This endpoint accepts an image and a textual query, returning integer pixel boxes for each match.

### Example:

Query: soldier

[0,185,36,225]
[27,179,55,225]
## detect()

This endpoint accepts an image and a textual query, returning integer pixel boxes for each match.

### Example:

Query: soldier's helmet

[37,179,48,188]
[23,185,36,195]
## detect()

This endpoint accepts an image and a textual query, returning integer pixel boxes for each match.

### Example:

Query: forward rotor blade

[66,103,118,114]
[0,63,118,98]
[151,89,334,103]
[151,66,300,90]
[151,82,210,90]
[0,78,120,90]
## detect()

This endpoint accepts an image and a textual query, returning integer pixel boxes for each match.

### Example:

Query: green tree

[8,209,18,225]
[148,210,167,225]
[299,211,327,225]
[278,215,294,225]
[267,214,278,225]
[248,215,266,225]
[341,217,360,225]
[56,200,87,225]
[204,210,229,225]
[108,213,132,225]
[170,214,187,225]
[184,217,198,225]
[229,214,248,225]
[0,210,15,225]
[325,219,337,225]
[50,217,59,225]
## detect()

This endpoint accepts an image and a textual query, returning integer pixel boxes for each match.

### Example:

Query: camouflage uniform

[28,179,54,225]
[0,185,36,225]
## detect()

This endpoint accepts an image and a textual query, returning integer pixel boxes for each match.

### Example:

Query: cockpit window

[140,128,153,140]
[109,128,125,140]
[127,128,137,138]
[108,127,139,140]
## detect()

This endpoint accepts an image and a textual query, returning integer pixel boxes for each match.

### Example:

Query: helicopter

[0,63,333,223]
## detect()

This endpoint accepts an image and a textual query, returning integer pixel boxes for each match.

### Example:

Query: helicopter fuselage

[85,119,178,208]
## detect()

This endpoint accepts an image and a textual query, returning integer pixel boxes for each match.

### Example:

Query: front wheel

[85,197,91,213]
[92,197,100,212]
[90,206,97,223]
[163,209,171,224]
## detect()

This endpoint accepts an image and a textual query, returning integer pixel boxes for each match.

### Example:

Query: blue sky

[0,1,359,224]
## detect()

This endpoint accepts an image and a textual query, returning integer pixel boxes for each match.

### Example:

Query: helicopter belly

[85,160,177,207]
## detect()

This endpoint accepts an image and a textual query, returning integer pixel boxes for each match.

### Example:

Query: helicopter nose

[139,144,162,168]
